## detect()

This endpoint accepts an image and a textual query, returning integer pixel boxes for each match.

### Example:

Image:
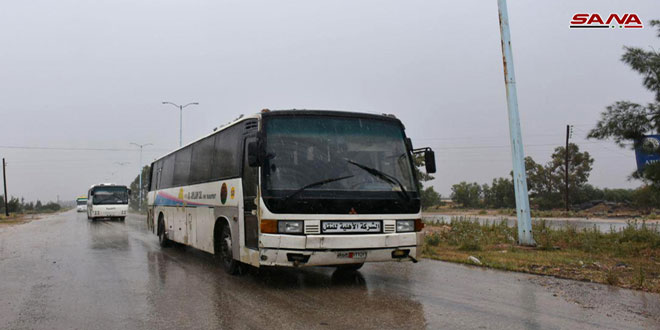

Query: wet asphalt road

[1,211,659,330]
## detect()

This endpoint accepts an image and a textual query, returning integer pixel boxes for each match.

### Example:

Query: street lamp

[162,101,199,147]
[130,142,153,211]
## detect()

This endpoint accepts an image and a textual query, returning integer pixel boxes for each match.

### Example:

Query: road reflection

[144,244,426,329]
[85,218,130,251]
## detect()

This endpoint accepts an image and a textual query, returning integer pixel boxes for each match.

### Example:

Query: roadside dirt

[0,214,42,228]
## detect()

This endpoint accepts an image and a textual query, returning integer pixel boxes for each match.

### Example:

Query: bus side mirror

[128,189,132,196]
[247,141,262,167]
[90,191,94,196]
[425,150,436,174]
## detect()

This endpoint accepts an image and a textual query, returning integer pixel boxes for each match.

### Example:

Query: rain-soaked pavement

[1,211,659,330]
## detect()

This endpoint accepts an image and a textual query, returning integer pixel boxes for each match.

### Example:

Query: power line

[0,145,169,152]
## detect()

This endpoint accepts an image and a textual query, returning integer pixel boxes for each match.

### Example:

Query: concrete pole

[2,158,8,216]
[179,105,183,147]
[138,146,143,211]
[497,0,535,246]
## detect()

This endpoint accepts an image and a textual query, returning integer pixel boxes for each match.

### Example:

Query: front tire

[119,217,125,222]
[215,222,240,275]
[337,263,364,271]
[158,216,170,248]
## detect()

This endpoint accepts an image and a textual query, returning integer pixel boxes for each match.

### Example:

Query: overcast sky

[0,0,658,202]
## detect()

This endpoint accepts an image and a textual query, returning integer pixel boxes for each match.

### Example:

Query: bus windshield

[92,187,129,205]
[263,116,416,194]
[76,199,87,205]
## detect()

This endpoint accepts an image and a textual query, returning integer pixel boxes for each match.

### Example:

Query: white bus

[76,196,88,212]
[147,110,436,274]
[87,183,130,221]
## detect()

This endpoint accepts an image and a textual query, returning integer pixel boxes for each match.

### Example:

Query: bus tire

[337,263,364,271]
[119,217,125,222]
[158,215,170,248]
[215,221,239,275]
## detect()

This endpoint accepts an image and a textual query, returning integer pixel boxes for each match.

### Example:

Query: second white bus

[87,183,130,221]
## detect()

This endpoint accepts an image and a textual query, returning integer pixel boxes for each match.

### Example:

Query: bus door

[242,136,259,250]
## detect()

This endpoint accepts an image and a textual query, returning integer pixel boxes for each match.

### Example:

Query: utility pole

[564,125,573,212]
[2,158,8,216]
[162,102,199,147]
[497,0,535,246]
[130,143,152,211]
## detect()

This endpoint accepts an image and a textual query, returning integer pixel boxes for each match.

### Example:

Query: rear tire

[158,216,170,248]
[119,217,126,222]
[215,221,240,275]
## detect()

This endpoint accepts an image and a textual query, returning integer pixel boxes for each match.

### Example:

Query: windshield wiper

[283,175,354,201]
[347,160,410,201]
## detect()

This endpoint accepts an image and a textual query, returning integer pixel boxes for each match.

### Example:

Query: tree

[7,197,21,213]
[522,157,562,209]
[413,154,440,209]
[588,20,660,185]
[548,143,594,204]
[483,177,515,208]
[420,186,441,209]
[129,165,151,212]
[522,144,594,209]
[450,182,482,208]
[632,185,660,210]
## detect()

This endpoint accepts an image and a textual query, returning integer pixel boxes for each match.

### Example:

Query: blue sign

[635,135,660,173]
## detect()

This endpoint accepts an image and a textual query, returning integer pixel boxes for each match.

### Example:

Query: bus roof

[151,109,402,163]
[89,183,128,189]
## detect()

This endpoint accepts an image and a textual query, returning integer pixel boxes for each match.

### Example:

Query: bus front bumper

[258,232,422,267]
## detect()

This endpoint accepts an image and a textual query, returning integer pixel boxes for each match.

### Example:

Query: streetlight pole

[130,143,153,211]
[3,158,8,216]
[162,101,199,147]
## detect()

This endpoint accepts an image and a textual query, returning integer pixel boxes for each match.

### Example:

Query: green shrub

[425,233,442,247]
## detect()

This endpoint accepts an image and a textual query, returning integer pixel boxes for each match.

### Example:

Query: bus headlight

[278,220,303,234]
[396,220,415,232]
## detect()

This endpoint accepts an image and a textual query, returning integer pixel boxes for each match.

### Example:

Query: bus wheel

[158,216,170,248]
[215,222,239,275]
[119,217,125,222]
[337,263,364,271]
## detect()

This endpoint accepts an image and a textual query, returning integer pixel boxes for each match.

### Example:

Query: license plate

[322,221,381,233]
[337,251,367,259]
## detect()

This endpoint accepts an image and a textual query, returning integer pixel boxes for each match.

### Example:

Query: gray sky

[0,0,658,202]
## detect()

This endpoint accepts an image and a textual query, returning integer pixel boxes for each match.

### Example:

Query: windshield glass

[263,116,416,193]
[76,200,87,205]
[92,187,128,205]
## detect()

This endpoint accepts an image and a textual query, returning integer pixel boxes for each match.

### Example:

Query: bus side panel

[194,207,215,253]
[172,205,186,244]
[146,191,156,233]
[151,179,242,256]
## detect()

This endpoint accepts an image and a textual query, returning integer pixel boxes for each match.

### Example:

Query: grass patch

[422,216,660,293]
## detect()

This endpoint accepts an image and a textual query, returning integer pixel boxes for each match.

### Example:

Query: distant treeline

[0,196,61,214]
[419,143,660,211]
[448,180,658,211]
